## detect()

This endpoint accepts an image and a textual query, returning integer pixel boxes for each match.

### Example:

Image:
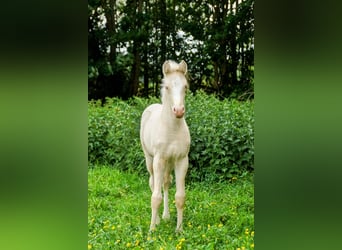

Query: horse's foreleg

[150,155,164,231]
[174,156,189,232]
[162,172,172,220]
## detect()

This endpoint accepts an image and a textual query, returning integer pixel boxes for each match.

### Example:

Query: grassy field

[88,166,254,250]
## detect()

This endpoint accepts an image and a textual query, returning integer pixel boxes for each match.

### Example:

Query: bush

[88,91,254,182]
[186,91,254,182]
[88,96,158,174]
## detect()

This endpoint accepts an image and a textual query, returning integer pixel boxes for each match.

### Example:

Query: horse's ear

[162,60,171,76]
[179,60,187,75]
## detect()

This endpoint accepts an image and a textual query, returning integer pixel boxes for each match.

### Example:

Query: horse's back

[142,103,162,118]
[140,104,162,155]
[141,103,162,130]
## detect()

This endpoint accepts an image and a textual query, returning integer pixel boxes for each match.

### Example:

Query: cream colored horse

[140,60,191,232]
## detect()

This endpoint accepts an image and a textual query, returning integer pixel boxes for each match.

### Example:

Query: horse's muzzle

[173,106,185,118]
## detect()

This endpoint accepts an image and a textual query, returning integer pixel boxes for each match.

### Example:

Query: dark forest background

[88,0,254,101]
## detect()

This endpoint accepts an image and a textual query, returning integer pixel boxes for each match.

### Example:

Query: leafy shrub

[88,91,254,182]
[186,91,254,182]
[88,96,158,174]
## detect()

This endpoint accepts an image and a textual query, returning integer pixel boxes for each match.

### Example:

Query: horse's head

[161,60,188,119]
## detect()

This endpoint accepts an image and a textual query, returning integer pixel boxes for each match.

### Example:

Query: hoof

[162,213,170,220]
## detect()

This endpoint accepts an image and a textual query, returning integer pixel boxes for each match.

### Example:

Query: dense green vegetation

[88,167,254,250]
[88,91,254,182]
[88,85,254,249]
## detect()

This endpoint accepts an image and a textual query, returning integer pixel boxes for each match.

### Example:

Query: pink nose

[172,105,185,118]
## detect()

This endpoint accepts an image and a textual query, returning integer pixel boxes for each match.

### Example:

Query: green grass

[88,166,254,250]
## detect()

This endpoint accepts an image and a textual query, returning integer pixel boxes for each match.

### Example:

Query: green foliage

[88,92,254,182]
[88,167,254,250]
[88,96,159,174]
[186,91,254,182]
[88,0,254,99]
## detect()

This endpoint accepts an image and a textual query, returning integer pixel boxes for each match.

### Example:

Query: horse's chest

[167,140,188,157]
[156,133,190,158]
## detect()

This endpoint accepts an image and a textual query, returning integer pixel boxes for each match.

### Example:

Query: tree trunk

[142,0,150,97]
[129,43,141,97]
[105,0,117,69]
[160,0,166,64]
[128,0,143,97]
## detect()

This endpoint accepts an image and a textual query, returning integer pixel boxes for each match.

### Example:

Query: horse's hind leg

[145,155,154,192]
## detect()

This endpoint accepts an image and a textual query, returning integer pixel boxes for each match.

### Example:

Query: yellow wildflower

[176,243,182,250]
[111,226,115,230]
[88,244,92,250]
[251,231,254,237]
[251,243,254,248]
[126,242,132,247]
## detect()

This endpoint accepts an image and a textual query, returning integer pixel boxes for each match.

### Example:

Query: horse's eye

[165,86,169,90]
